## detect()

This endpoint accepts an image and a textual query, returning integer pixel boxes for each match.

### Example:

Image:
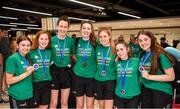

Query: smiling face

[116,43,129,60]
[17,40,31,56]
[57,20,69,39]
[38,33,49,49]
[99,30,110,47]
[138,34,151,51]
[80,23,92,40]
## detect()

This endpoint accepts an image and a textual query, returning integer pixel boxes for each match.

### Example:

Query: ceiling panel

[0,0,180,30]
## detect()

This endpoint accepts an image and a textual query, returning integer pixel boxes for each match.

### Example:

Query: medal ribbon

[18,52,29,69]
[119,59,129,93]
[57,38,66,59]
[101,47,111,72]
[82,40,90,64]
[139,51,152,67]
[38,49,48,78]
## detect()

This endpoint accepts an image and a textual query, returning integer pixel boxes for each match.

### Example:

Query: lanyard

[38,49,47,78]
[119,59,129,91]
[82,40,90,64]
[101,47,111,72]
[18,52,29,69]
[140,51,152,66]
[57,38,66,59]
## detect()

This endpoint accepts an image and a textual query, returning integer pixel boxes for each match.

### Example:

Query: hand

[141,70,150,80]
[26,66,34,75]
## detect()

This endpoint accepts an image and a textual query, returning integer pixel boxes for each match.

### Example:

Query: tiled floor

[0,102,9,108]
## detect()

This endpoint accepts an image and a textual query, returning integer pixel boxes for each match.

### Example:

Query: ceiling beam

[64,9,109,17]
[91,0,141,15]
[9,0,107,17]
[158,2,180,6]
[10,0,65,10]
[115,0,123,5]
[135,0,170,15]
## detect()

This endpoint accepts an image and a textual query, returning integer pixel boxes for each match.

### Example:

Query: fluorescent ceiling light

[68,0,104,10]
[2,6,52,16]
[10,22,38,27]
[0,24,17,27]
[0,15,18,20]
[27,27,42,30]
[10,28,28,31]
[69,17,95,22]
[118,12,141,19]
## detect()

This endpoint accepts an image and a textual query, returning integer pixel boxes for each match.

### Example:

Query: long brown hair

[31,30,51,50]
[80,20,96,48]
[115,40,132,59]
[137,30,175,75]
[16,35,33,65]
[16,35,32,45]
[10,37,17,54]
[98,27,115,54]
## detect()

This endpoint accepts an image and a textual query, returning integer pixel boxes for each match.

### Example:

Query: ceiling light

[68,17,95,22]
[27,27,42,30]
[2,6,52,16]
[118,12,141,19]
[0,24,17,27]
[10,28,28,31]
[10,22,38,27]
[0,15,18,20]
[68,0,104,10]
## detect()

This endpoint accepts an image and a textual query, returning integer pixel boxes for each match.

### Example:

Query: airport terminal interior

[0,0,180,108]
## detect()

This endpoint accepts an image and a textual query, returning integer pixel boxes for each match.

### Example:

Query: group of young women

[5,15,175,109]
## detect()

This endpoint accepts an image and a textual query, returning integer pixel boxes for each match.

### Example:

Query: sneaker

[1,93,9,103]
[2,99,9,103]
[0,99,3,103]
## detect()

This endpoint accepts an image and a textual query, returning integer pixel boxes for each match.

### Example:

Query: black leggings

[141,86,172,108]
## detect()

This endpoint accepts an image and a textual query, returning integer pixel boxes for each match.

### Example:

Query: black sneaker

[0,99,3,103]
[2,99,9,103]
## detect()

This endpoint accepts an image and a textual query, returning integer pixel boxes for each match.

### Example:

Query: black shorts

[69,69,76,95]
[94,80,116,100]
[114,95,140,108]
[74,75,94,97]
[141,86,172,108]
[50,64,71,90]
[9,96,33,108]
[32,81,51,107]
